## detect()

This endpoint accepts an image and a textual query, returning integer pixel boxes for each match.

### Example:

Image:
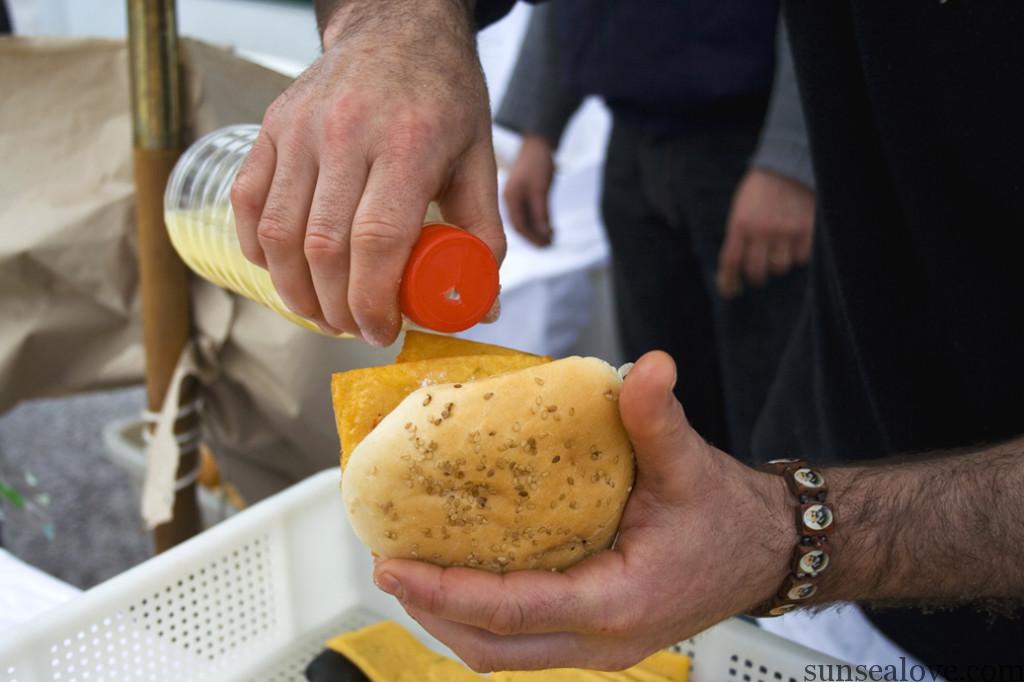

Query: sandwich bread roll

[340,355,634,572]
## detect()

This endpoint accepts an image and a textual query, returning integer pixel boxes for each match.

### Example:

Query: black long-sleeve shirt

[755,0,1024,665]
[478,0,1024,667]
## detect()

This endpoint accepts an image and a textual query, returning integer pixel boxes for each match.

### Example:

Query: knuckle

[350,217,409,255]
[482,225,507,260]
[378,112,444,157]
[323,99,365,143]
[424,576,449,615]
[277,132,311,162]
[230,174,263,218]
[322,118,353,147]
[484,596,526,635]
[303,228,347,264]
[256,214,297,248]
[262,96,289,129]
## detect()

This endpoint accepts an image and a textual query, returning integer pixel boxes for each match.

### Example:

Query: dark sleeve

[749,19,815,189]
[1,0,12,35]
[493,3,583,146]
[474,0,539,30]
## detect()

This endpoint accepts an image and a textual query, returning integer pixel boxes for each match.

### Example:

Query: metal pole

[126,0,201,551]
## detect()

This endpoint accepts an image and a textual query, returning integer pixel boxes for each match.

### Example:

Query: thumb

[438,144,508,266]
[618,351,707,497]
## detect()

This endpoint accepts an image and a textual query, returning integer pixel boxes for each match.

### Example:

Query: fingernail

[374,571,403,598]
[356,309,401,347]
[482,293,502,324]
[357,322,391,348]
[363,330,387,348]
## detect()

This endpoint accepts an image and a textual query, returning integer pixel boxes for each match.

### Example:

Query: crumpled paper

[1,36,395,507]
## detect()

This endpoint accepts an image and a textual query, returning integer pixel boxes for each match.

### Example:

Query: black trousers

[600,115,808,460]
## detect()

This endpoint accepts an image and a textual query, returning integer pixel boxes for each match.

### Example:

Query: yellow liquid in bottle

[165,204,445,336]
[165,208,325,334]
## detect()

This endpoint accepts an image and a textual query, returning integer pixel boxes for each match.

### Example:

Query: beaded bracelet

[748,459,834,617]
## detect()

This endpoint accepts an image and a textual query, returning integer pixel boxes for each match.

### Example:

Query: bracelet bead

[749,460,835,618]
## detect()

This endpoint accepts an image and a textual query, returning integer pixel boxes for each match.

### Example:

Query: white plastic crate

[0,469,851,682]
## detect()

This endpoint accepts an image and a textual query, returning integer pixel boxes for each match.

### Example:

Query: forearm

[813,437,1024,605]
[495,3,582,147]
[749,19,815,190]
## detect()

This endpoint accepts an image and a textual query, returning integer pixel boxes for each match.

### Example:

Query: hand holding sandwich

[372,351,795,672]
[334,329,1024,675]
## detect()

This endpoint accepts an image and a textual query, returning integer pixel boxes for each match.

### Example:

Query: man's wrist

[751,439,1024,613]
[747,469,801,609]
[314,0,346,49]
[749,461,880,616]
[521,133,555,155]
[318,0,475,51]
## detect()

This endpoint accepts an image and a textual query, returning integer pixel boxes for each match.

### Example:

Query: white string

[141,343,203,528]
[140,425,202,450]
[142,397,203,425]
[173,465,202,492]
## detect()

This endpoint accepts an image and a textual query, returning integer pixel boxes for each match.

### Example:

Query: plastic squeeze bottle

[164,125,499,336]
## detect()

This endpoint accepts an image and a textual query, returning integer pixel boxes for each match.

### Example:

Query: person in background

[497,4,814,459]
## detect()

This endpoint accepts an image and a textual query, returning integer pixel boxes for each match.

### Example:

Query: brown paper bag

[0,36,393,502]
[0,38,141,406]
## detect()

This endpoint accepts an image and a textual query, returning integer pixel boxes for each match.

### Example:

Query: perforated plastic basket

[0,469,849,682]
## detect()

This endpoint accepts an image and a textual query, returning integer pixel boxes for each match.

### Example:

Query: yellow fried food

[493,651,689,680]
[327,621,479,682]
[326,621,690,682]
[332,353,549,469]
[396,330,548,363]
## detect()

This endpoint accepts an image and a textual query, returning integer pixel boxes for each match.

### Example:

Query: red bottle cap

[399,223,500,333]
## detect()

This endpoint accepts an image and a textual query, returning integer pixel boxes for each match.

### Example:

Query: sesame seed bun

[341,356,635,572]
